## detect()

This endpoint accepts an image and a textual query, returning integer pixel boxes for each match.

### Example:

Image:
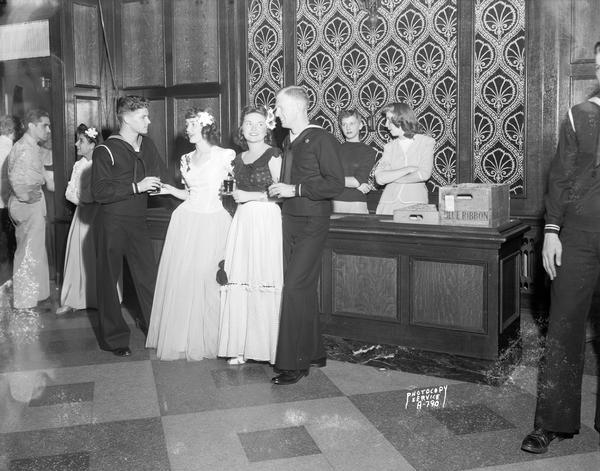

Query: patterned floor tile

[0,361,159,433]
[8,451,90,471]
[429,403,516,435]
[152,359,343,415]
[28,381,94,407]
[161,396,411,471]
[0,326,148,373]
[464,451,600,470]
[238,425,321,462]
[211,363,271,388]
[321,359,464,396]
[1,417,169,471]
[350,382,600,471]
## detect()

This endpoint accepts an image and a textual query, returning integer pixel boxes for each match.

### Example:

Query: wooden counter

[320,215,529,361]
[147,208,529,361]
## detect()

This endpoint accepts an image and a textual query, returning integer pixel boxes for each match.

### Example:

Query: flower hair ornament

[265,108,276,130]
[84,127,98,139]
[189,111,215,128]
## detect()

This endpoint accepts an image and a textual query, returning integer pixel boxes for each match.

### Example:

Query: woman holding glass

[146,108,235,360]
[374,102,435,215]
[218,105,283,365]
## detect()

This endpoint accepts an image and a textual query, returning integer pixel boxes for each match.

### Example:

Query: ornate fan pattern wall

[473,0,525,196]
[246,0,526,194]
[295,0,458,191]
[247,0,285,110]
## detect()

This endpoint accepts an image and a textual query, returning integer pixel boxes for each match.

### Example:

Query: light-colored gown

[146,146,235,360]
[375,134,435,215]
[218,148,283,364]
[60,158,98,310]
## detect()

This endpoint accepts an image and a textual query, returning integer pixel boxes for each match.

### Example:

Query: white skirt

[218,201,283,363]
[147,202,231,360]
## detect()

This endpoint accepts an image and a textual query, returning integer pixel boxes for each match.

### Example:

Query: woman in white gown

[56,124,99,314]
[146,108,235,360]
[218,106,283,365]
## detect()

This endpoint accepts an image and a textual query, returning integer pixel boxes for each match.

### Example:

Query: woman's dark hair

[184,107,220,145]
[380,102,421,139]
[237,105,274,150]
[76,123,100,145]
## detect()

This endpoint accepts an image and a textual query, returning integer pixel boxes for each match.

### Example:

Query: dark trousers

[0,207,16,264]
[534,227,600,434]
[275,214,330,371]
[95,211,157,350]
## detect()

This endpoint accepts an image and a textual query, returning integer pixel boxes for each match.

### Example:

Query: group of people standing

[3,87,435,386]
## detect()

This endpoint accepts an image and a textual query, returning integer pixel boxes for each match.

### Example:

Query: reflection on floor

[1,280,599,471]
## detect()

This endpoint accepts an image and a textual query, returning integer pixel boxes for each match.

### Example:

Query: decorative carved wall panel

[246,0,527,195]
[247,0,285,108]
[295,0,458,192]
[472,0,526,196]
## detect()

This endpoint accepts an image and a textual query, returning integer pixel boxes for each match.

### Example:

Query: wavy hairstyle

[237,105,274,150]
[76,123,100,145]
[184,107,220,145]
[380,102,422,139]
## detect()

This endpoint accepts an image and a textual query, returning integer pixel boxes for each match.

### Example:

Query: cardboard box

[393,204,439,224]
[438,183,510,227]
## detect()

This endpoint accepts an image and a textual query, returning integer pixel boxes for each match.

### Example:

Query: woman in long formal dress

[146,108,235,360]
[218,105,283,365]
[56,124,100,314]
[374,102,435,215]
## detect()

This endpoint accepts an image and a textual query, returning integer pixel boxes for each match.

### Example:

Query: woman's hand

[232,189,251,203]
[151,183,174,196]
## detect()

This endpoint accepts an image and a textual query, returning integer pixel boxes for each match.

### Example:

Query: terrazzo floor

[1,279,599,470]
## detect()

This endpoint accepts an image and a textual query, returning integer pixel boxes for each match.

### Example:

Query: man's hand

[137,176,161,193]
[542,232,562,280]
[268,183,296,198]
[357,183,370,194]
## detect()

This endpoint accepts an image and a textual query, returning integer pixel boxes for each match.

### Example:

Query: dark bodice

[233,147,281,192]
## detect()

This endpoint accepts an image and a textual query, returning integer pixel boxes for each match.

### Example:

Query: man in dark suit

[268,86,344,385]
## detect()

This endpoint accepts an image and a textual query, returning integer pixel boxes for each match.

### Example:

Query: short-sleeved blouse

[233,147,282,192]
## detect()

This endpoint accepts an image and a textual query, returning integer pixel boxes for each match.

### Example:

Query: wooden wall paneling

[570,76,598,108]
[49,8,68,282]
[75,95,100,131]
[332,252,398,319]
[146,97,167,166]
[281,0,297,87]
[172,0,219,84]
[457,0,475,184]
[233,0,248,124]
[570,0,600,63]
[409,258,486,332]
[500,252,520,330]
[72,1,100,87]
[121,0,165,88]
